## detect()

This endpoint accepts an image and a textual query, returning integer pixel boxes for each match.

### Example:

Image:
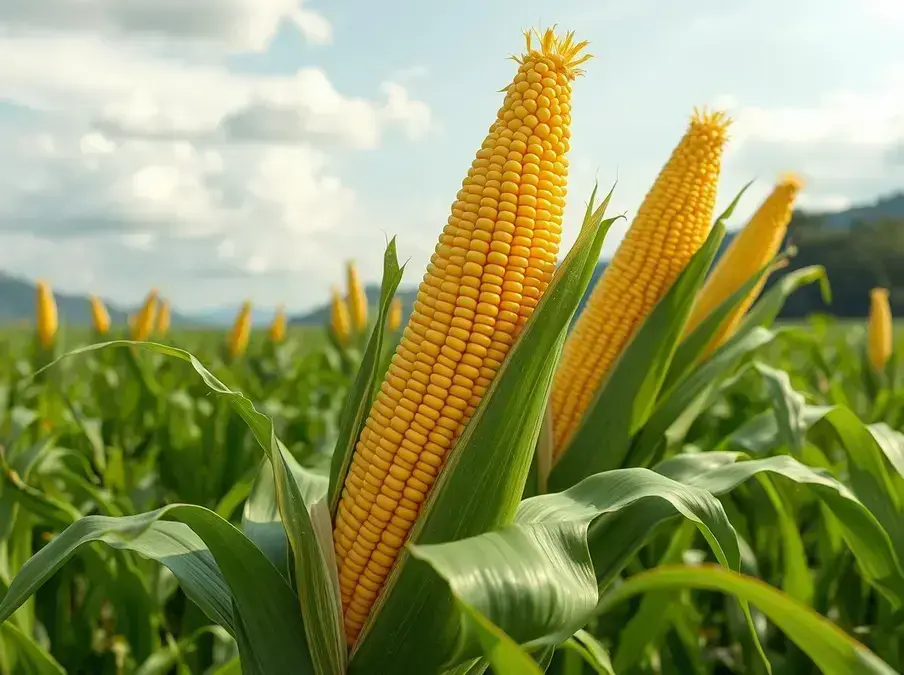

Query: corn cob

[550,109,730,456]
[89,295,111,335]
[867,287,892,373]
[685,174,802,352]
[130,290,159,341]
[156,299,171,336]
[331,287,352,347]
[347,261,368,334]
[332,27,588,644]
[269,304,287,344]
[35,280,58,350]
[227,301,252,360]
[388,298,402,332]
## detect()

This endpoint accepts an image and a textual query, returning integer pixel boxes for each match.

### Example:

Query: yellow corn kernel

[347,261,368,334]
[227,300,252,360]
[332,27,588,645]
[685,174,803,352]
[156,299,171,336]
[269,304,287,344]
[35,280,58,350]
[131,290,159,341]
[550,109,730,456]
[331,287,352,347]
[90,295,111,335]
[388,298,402,332]
[868,288,892,373]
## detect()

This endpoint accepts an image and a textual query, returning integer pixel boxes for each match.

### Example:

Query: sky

[0,0,902,315]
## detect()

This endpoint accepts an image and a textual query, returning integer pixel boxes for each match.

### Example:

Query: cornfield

[1,26,903,675]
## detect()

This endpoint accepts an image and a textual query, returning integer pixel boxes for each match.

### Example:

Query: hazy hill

[0,272,190,326]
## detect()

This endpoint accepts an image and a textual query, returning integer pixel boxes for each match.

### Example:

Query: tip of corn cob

[515,26,591,78]
[777,172,805,191]
[871,287,890,298]
[690,107,731,138]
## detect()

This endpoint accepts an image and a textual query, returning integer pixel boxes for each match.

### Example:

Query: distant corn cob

[89,295,111,335]
[331,287,352,347]
[227,301,252,360]
[35,280,58,350]
[685,174,802,352]
[550,109,730,456]
[388,297,402,332]
[332,27,588,644]
[156,299,171,336]
[867,288,892,373]
[347,261,368,334]
[131,290,159,341]
[269,304,287,343]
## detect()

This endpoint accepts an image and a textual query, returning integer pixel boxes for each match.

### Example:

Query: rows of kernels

[35,280,58,350]
[686,175,802,350]
[332,45,576,645]
[550,111,729,455]
[868,288,893,373]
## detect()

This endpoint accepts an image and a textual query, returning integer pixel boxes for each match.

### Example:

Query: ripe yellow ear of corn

[89,295,111,335]
[269,304,287,343]
[347,261,369,334]
[227,300,253,360]
[867,287,892,373]
[331,287,352,347]
[332,26,588,645]
[156,299,171,336]
[685,174,803,353]
[550,109,730,457]
[131,290,159,341]
[388,297,402,332]
[35,280,59,350]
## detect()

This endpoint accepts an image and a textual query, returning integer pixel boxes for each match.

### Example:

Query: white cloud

[722,73,904,213]
[0,2,432,311]
[0,0,332,52]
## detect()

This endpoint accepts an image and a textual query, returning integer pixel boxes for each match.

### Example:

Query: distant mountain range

[1,190,901,326]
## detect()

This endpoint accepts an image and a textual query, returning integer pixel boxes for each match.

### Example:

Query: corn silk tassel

[156,299,171,336]
[332,27,589,644]
[130,290,159,341]
[685,173,802,352]
[227,300,252,360]
[867,287,892,373]
[35,280,59,350]
[331,287,352,347]
[550,109,730,457]
[90,295,111,335]
[347,261,369,334]
[269,304,287,343]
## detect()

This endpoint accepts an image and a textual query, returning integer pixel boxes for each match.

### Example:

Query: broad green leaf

[410,467,741,668]
[458,602,543,675]
[329,238,405,513]
[550,217,727,490]
[630,327,776,468]
[753,363,807,454]
[350,187,620,675]
[665,242,774,389]
[35,341,344,675]
[613,521,696,672]
[243,460,290,581]
[654,451,904,607]
[0,621,65,675]
[596,565,897,675]
[0,505,313,675]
